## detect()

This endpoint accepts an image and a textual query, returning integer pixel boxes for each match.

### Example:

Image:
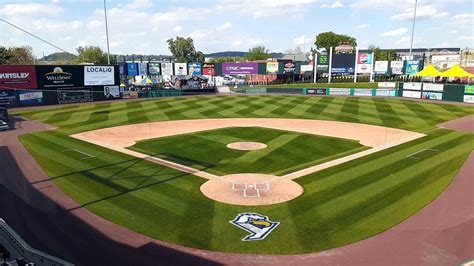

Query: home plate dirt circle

[226,141,267,151]
[200,174,303,206]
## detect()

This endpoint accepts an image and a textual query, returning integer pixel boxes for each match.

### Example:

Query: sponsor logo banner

[376,89,397,97]
[126,63,138,76]
[423,83,443,92]
[353,88,374,96]
[18,90,43,105]
[378,82,396,88]
[390,61,403,75]
[266,62,278,74]
[422,91,443,100]
[161,63,173,77]
[329,88,351,95]
[84,66,115,86]
[405,60,421,75]
[317,55,329,73]
[283,61,295,74]
[148,63,160,75]
[202,63,215,76]
[464,85,474,94]
[57,89,93,104]
[0,66,37,89]
[230,213,279,241]
[122,91,138,99]
[138,63,148,76]
[404,83,422,90]
[188,63,201,75]
[402,90,421,99]
[306,88,326,95]
[0,90,17,107]
[300,64,313,73]
[357,53,373,74]
[331,67,355,74]
[174,63,187,75]
[104,85,120,99]
[222,63,258,75]
[374,61,389,74]
[36,65,84,88]
[464,95,474,103]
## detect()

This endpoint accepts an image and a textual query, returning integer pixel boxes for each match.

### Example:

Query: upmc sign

[222,63,258,75]
[84,66,115,86]
[0,66,37,89]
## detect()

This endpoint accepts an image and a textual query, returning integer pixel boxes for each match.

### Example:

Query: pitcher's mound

[200,173,303,206]
[226,142,267,151]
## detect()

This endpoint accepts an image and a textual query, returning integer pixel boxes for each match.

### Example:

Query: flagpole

[409,0,418,58]
[104,0,111,65]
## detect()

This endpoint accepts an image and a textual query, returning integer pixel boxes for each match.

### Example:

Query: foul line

[61,149,94,160]
[406,148,439,160]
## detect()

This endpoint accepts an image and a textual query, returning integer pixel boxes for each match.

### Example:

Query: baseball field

[12,95,474,254]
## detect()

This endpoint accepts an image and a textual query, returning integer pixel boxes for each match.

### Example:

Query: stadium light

[409,0,418,58]
[104,0,111,65]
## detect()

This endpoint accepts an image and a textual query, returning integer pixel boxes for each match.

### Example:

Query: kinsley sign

[222,63,258,75]
[84,66,115,86]
[0,66,37,89]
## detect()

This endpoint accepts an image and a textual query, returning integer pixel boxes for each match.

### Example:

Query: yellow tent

[412,64,441,77]
[439,65,473,77]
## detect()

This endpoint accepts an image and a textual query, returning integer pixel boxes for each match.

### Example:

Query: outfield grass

[14,95,474,254]
[129,127,368,176]
[238,82,378,90]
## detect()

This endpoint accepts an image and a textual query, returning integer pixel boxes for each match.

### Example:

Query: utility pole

[104,0,111,65]
[409,0,418,59]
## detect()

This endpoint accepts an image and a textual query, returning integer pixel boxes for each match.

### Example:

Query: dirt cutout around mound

[438,114,474,133]
[72,118,424,206]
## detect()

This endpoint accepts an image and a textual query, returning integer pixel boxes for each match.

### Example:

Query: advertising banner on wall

[148,63,160,75]
[464,95,474,103]
[354,88,374,96]
[306,88,327,95]
[405,60,421,75]
[36,65,84,89]
[464,85,474,94]
[404,83,422,90]
[317,55,329,73]
[300,64,313,73]
[329,88,351,95]
[331,54,355,74]
[174,63,187,75]
[138,63,148,76]
[202,63,215,76]
[266,62,278,74]
[0,66,37,89]
[104,85,120,99]
[283,61,296,74]
[188,63,201,75]
[374,61,389,75]
[378,82,397,88]
[0,90,17,107]
[390,61,403,75]
[57,89,93,104]
[357,53,373,74]
[126,63,138,76]
[422,91,443,100]
[222,63,258,75]
[161,63,173,76]
[84,66,115,86]
[18,90,44,106]
[402,90,421,99]
[423,83,444,92]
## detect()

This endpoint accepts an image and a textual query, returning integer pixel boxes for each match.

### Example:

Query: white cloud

[321,1,343,8]
[395,36,426,46]
[216,0,317,18]
[448,13,474,26]
[0,3,62,16]
[173,25,182,32]
[356,24,369,30]
[457,36,474,41]
[351,0,412,9]
[293,35,310,45]
[125,0,152,9]
[380,27,408,37]
[216,22,232,31]
[390,5,449,20]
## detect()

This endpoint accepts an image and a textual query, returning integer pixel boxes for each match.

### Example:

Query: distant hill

[40,52,77,62]
[205,51,284,58]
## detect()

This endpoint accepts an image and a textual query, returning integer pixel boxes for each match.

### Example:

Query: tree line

[1,31,396,65]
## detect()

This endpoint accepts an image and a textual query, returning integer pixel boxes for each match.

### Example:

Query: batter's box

[232,183,247,190]
[244,186,260,198]
[255,183,270,191]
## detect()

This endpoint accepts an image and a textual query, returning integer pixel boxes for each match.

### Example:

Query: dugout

[0,105,8,121]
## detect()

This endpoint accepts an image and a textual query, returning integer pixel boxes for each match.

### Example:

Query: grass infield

[128,126,368,176]
[13,95,474,254]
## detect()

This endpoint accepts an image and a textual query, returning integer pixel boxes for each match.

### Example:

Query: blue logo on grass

[230,213,279,241]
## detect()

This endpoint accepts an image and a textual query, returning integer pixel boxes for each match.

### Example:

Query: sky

[0,0,472,57]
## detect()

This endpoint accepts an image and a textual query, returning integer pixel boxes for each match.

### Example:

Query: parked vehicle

[0,120,9,131]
